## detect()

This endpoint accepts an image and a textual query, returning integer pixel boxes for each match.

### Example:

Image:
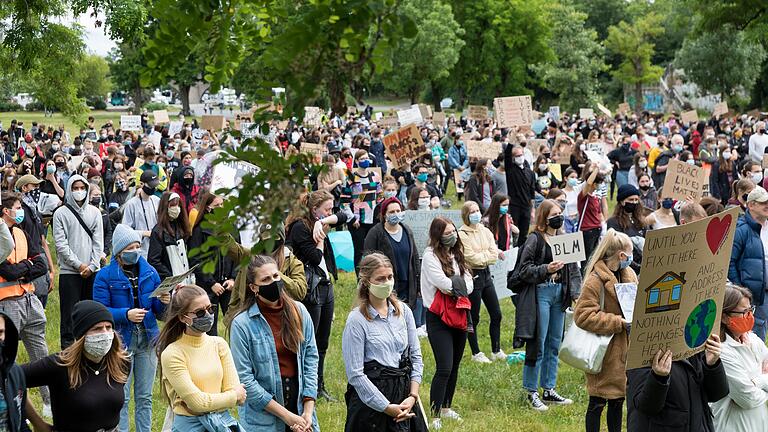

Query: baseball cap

[14,174,43,190]
[140,170,159,188]
[747,186,768,203]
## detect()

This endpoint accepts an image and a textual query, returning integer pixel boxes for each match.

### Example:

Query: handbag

[303,262,328,305]
[559,282,614,374]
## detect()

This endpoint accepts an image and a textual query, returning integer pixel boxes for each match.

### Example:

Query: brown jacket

[573,260,637,399]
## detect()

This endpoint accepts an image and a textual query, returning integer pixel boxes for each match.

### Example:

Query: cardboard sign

[548,106,560,122]
[300,143,325,163]
[397,107,423,126]
[529,139,548,157]
[553,142,572,164]
[548,163,562,181]
[579,108,595,119]
[201,115,226,131]
[120,115,142,132]
[493,95,533,128]
[662,159,707,201]
[681,110,699,124]
[626,207,739,370]
[401,210,464,258]
[713,102,728,117]
[153,110,170,124]
[467,140,501,160]
[383,124,429,168]
[432,112,446,124]
[467,105,489,121]
[748,108,761,119]
[168,121,183,137]
[490,248,518,300]
[547,232,586,264]
[210,160,260,195]
[347,106,357,115]
[597,103,612,118]
[303,107,323,127]
[378,116,399,129]
[587,142,606,157]
[618,102,631,114]
[417,104,432,120]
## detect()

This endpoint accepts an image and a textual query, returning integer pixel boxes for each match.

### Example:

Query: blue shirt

[341,302,423,412]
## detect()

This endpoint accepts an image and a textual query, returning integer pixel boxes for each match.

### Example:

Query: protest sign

[644,135,658,149]
[490,248,518,300]
[67,155,86,172]
[417,104,432,120]
[120,115,142,131]
[239,122,258,139]
[150,264,200,297]
[681,110,699,124]
[374,112,383,121]
[168,121,183,137]
[148,131,162,147]
[597,103,612,118]
[153,110,170,124]
[579,108,595,119]
[347,106,357,115]
[587,142,606,157]
[529,139,548,157]
[191,129,207,145]
[210,160,259,194]
[432,112,446,124]
[300,143,325,163]
[402,210,463,257]
[303,107,323,127]
[713,102,729,117]
[467,140,501,160]
[662,159,707,201]
[618,102,630,114]
[383,124,429,168]
[467,105,489,121]
[532,119,548,135]
[397,107,423,126]
[547,232,586,265]
[202,115,226,131]
[553,142,572,164]
[548,106,560,122]
[748,108,761,119]
[493,95,533,128]
[615,283,638,323]
[548,163,562,181]
[379,116,399,129]
[626,207,739,369]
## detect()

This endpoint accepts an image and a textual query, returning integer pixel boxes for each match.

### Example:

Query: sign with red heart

[706,214,732,255]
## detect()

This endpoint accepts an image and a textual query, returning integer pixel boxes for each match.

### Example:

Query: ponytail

[583,229,632,277]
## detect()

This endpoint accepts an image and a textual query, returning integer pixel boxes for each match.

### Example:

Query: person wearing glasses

[156,285,246,431]
[712,284,768,431]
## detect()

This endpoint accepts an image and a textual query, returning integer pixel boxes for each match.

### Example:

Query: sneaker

[416,325,428,338]
[432,418,443,430]
[490,350,507,361]
[440,408,462,421]
[42,403,52,418]
[542,388,573,405]
[528,391,549,411]
[471,352,493,364]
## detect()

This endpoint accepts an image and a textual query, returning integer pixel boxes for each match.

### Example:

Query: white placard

[168,121,183,137]
[579,108,595,119]
[491,248,518,300]
[397,106,424,127]
[615,282,638,323]
[401,210,463,257]
[120,115,142,131]
[547,231,586,264]
[239,122,258,139]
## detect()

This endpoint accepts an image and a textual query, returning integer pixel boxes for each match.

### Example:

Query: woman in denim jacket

[229,254,320,432]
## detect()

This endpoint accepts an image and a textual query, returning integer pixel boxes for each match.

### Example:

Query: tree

[675,26,766,102]
[605,14,665,113]
[574,0,630,41]
[376,0,464,104]
[77,54,112,107]
[108,43,149,113]
[692,0,768,34]
[531,3,606,112]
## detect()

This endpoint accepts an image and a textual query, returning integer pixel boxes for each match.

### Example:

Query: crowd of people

[0,104,765,432]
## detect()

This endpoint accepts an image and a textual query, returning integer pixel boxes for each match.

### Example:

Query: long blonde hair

[357,253,402,320]
[57,332,129,389]
[583,229,632,276]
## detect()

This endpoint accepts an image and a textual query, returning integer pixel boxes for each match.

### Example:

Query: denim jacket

[230,300,320,432]
[93,256,165,348]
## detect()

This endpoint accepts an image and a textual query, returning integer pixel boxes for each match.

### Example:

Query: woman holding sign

[517,199,581,411]
[573,229,636,432]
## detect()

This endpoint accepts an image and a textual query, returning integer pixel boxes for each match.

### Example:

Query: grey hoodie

[52,174,104,274]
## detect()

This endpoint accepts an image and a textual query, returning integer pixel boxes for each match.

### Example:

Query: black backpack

[507,232,546,294]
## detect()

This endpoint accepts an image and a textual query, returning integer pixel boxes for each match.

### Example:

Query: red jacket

[429,290,472,330]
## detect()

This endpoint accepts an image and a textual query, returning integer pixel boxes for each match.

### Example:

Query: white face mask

[514,156,525,166]
[538,163,548,172]
[638,161,648,168]
[722,151,731,160]
[72,190,88,202]
[368,280,394,300]
[418,198,430,209]
[84,331,114,359]
[752,172,762,184]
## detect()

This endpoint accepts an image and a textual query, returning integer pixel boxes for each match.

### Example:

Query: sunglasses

[188,304,215,319]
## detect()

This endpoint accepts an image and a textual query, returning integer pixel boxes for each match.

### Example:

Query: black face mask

[90,197,101,207]
[639,185,650,191]
[547,214,564,230]
[623,202,638,213]
[142,185,156,196]
[182,177,194,187]
[258,279,283,302]
[742,193,749,203]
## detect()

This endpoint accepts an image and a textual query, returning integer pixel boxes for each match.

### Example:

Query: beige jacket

[458,224,499,269]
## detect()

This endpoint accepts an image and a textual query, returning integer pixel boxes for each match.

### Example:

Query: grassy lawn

[0,111,189,134]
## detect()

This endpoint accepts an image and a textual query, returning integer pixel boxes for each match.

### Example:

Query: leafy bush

[144,102,168,111]
[0,102,23,112]
[25,101,47,111]
[91,100,107,110]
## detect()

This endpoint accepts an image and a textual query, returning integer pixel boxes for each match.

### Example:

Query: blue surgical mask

[620,252,633,269]
[662,198,674,209]
[417,173,429,183]
[567,178,579,187]
[469,212,482,225]
[383,191,397,199]
[121,249,140,265]
[386,212,405,225]
[358,159,371,168]
[499,206,508,215]
[12,208,24,224]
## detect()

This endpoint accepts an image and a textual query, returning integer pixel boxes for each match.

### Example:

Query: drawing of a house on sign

[645,271,686,313]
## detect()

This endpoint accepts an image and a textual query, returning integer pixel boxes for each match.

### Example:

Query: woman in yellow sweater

[156,285,247,431]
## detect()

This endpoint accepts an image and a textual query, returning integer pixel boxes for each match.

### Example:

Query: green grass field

[8,110,603,431]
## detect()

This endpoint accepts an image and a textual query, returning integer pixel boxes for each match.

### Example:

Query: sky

[60,12,116,57]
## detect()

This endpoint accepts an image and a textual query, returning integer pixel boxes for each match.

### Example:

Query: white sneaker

[471,352,493,364]
[490,350,507,361]
[441,408,462,421]
[432,418,443,429]
[416,325,428,338]
[42,403,52,418]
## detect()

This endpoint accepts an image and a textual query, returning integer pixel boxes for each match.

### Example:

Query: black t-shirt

[23,354,127,432]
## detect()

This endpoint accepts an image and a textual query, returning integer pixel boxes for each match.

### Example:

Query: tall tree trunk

[133,83,143,114]
[635,82,643,114]
[431,81,442,112]
[179,84,191,116]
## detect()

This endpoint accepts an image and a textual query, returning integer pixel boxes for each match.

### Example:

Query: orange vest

[0,227,34,301]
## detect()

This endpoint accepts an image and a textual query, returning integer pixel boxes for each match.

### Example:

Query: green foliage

[77,54,112,107]
[144,102,169,111]
[574,0,630,41]
[375,0,464,103]
[692,0,768,34]
[108,43,149,112]
[532,3,606,112]
[0,102,24,112]
[675,26,766,100]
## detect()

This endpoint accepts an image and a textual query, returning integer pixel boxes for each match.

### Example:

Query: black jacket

[188,225,239,292]
[148,224,187,280]
[627,353,729,432]
[503,144,536,210]
[464,175,492,212]
[0,311,29,432]
[286,211,348,281]
[362,223,421,308]
[709,161,738,205]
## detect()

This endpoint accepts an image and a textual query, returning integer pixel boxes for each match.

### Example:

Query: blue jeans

[753,302,768,340]
[523,282,565,392]
[414,297,427,328]
[120,326,157,432]
[564,215,578,234]
[616,170,629,189]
